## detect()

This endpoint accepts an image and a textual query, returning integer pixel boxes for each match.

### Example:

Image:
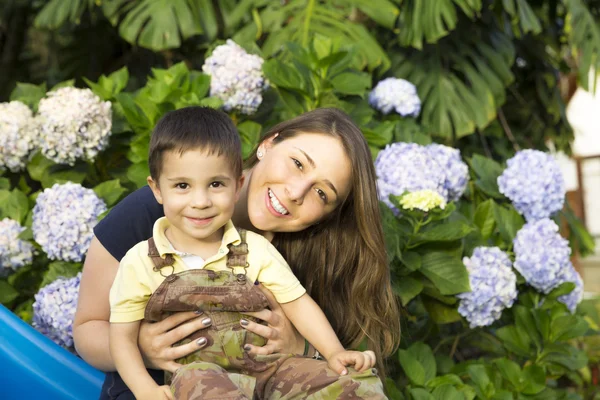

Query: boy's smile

[148,149,243,258]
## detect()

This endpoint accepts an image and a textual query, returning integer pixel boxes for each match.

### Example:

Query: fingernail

[240,319,249,327]
[243,345,251,351]
[201,318,211,326]
[254,280,259,285]
[196,337,207,346]
[194,310,203,315]
[341,369,348,376]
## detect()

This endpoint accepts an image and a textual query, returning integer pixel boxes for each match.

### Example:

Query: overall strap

[226,229,249,281]
[147,237,175,277]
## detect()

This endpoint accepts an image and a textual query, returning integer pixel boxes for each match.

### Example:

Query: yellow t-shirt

[109,217,305,323]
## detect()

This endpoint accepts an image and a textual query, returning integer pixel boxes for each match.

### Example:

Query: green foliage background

[2,0,600,398]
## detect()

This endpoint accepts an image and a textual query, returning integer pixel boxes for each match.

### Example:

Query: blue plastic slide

[0,305,104,399]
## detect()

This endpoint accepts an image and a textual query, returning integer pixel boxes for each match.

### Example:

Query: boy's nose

[191,191,212,208]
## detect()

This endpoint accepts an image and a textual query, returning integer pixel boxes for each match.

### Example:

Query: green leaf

[27,152,55,182]
[49,79,75,91]
[393,276,424,306]
[330,72,371,96]
[416,220,474,242]
[401,251,422,272]
[419,252,470,295]
[398,349,426,386]
[238,121,262,160]
[93,180,127,207]
[549,314,589,342]
[493,358,525,391]
[385,378,405,400]
[495,325,532,357]
[474,199,496,240]
[432,385,463,400]
[521,365,546,395]
[407,342,437,384]
[40,261,81,288]
[409,388,435,400]
[426,374,463,389]
[0,178,10,190]
[422,297,462,324]
[263,59,307,92]
[493,204,524,243]
[9,82,47,112]
[127,162,150,189]
[470,154,504,198]
[513,306,542,349]
[539,343,588,371]
[0,190,30,224]
[0,280,19,304]
[34,0,94,29]
[467,365,494,400]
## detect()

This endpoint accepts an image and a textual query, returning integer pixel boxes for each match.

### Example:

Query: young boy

[108,107,375,400]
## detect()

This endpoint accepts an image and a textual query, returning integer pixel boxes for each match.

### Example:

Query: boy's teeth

[268,189,289,215]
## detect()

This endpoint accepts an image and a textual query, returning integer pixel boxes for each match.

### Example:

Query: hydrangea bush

[32,273,81,348]
[457,247,517,328]
[0,218,34,277]
[369,77,421,117]
[498,150,565,221]
[0,101,38,172]
[32,182,106,262]
[202,40,268,115]
[36,87,112,165]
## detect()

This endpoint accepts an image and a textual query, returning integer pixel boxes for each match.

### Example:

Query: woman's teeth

[268,189,289,215]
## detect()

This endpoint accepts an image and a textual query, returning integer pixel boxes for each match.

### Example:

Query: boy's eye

[292,158,303,170]
[176,183,189,189]
[210,182,224,188]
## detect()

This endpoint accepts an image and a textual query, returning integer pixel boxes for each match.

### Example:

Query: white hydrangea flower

[36,87,112,165]
[202,40,268,115]
[369,77,421,117]
[0,218,34,277]
[32,182,107,262]
[0,101,39,172]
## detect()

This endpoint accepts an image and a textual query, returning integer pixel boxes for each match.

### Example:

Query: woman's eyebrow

[295,147,339,198]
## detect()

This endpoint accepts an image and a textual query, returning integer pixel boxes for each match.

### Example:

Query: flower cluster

[0,218,34,277]
[400,190,446,212]
[202,40,268,115]
[498,150,565,221]
[32,182,106,262]
[36,87,112,165]
[513,219,571,294]
[0,101,38,172]
[457,247,518,328]
[32,274,81,348]
[369,77,421,117]
[556,265,584,313]
[375,142,468,213]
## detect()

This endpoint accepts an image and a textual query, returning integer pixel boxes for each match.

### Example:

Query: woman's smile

[267,189,290,216]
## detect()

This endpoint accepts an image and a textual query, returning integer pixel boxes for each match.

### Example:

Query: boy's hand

[137,385,174,400]
[327,350,376,375]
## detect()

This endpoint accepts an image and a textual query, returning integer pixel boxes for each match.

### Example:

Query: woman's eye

[316,188,328,203]
[210,182,223,188]
[292,158,303,170]
[176,183,188,189]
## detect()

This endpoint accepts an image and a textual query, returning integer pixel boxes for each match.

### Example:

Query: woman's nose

[285,179,312,204]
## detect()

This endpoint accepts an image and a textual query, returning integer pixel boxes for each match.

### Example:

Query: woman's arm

[73,237,212,372]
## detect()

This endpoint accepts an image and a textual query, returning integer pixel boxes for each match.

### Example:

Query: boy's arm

[279,294,345,360]
[109,321,163,398]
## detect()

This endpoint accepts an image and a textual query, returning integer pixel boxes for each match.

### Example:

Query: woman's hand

[138,311,213,372]
[240,284,305,356]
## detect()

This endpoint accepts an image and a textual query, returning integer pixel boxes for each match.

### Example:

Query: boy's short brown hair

[148,106,242,180]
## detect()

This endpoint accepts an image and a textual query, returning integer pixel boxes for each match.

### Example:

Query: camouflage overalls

[144,229,387,400]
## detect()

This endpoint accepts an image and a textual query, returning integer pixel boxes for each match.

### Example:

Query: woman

[73,108,400,399]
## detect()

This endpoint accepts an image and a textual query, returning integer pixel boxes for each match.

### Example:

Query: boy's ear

[235,175,245,202]
[147,176,164,204]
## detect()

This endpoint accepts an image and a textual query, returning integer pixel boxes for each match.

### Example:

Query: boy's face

[148,149,243,250]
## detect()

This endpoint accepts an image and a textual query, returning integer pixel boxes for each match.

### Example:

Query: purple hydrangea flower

[32,273,81,348]
[202,40,268,115]
[498,150,565,221]
[32,182,106,262]
[369,77,421,117]
[457,247,518,328]
[0,218,34,277]
[513,219,571,293]
[426,144,469,202]
[375,142,469,212]
[556,264,584,313]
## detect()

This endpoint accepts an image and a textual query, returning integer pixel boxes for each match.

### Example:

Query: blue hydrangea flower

[555,264,584,313]
[426,144,469,202]
[513,219,571,293]
[375,142,469,212]
[0,218,34,277]
[498,150,565,221]
[32,273,81,348]
[369,77,421,117]
[32,182,106,262]
[457,247,518,328]
[202,40,268,115]
[375,143,446,213]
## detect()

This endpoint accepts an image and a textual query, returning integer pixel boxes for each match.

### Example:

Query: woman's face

[247,132,352,233]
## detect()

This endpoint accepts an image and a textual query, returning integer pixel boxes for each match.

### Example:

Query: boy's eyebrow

[166,175,233,181]
[294,147,339,199]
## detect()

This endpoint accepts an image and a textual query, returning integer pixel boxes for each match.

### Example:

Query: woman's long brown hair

[245,108,400,376]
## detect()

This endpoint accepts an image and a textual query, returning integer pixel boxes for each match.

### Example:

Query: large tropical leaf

[392,24,515,139]
[499,0,542,36]
[396,0,483,49]
[34,0,97,29]
[102,0,216,51]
